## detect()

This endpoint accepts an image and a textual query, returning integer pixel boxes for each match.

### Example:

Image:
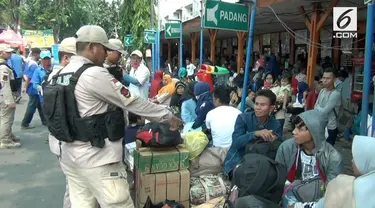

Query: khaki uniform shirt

[48,56,173,168]
[0,59,15,105]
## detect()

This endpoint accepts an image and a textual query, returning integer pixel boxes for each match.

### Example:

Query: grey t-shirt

[314,88,341,130]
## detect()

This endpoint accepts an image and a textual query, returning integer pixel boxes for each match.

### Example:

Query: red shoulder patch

[121,87,131,98]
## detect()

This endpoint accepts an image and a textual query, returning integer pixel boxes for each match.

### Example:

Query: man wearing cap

[123,50,150,99]
[32,50,52,96]
[7,47,24,103]
[104,39,126,83]
[21,47,41,129]
[46,37,76,208]
[0,44,21,148]
[46,25,179,208]
[20,50,50,129]
[54,37,77,72]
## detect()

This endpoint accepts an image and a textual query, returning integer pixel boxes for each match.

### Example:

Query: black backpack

[136,123,182,147]
[0,63,17,92]
[245,138,283,160]
[42,64,94,142]
[230,154,287,204]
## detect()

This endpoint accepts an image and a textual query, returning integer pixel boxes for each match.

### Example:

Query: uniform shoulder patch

[120,87,131,98]
[1,71,9,82]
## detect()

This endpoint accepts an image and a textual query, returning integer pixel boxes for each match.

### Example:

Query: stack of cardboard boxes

[134,144,191,208]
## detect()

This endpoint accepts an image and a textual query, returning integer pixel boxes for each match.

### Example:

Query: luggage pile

[133,123,190,208]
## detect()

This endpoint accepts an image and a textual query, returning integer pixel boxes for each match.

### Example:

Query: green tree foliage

[88,0,121,39]
[0,0,22,29]
[119,0,155,50]
[20,0,91,42]
[119,0,134,36]
[20,0,121,42]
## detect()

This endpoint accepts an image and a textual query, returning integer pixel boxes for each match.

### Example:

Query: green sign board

[124,35,133,47]
[204,0,249,32]
[364,0,372,4]
[165,23,181,39]
[144,30,156,44]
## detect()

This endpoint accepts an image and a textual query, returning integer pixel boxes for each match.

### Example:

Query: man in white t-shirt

[123,50,150,99]
[206,85,241,148]
[186,58,196,76]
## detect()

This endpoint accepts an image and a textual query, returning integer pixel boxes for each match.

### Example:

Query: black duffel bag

[136,123,182,147]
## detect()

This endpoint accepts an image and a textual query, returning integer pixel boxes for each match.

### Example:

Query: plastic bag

[184,131,209,160]
[182,122,202,138]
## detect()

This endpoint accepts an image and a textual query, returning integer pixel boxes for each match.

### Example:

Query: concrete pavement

[0,98,65,208]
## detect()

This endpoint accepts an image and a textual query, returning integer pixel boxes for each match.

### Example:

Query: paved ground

[0,98,354,208]
[0,98,65,208]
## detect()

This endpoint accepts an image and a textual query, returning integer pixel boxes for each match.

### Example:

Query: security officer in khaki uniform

[0,44,21,149]
[104,39,126,82]
[47,25,179,208]
[48,37,77,208]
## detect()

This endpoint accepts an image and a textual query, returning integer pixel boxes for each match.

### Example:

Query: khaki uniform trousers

[0,101,15,144]
[60,161,134,208]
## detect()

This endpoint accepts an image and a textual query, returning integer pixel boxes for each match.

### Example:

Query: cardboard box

[124,142,136,171]
[134,145,190,174]
[135,169,190,208]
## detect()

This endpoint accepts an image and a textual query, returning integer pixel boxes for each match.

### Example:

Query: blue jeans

[21,94,45,127]
[278,119,285,130]
[327,128,338,146]
[344,128,352,142]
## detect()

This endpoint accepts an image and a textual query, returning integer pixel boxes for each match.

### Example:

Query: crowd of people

[0,23,374,208]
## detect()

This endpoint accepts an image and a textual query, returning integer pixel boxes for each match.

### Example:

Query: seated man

[276,109,343,207]
[224,89,282,178]
[206,85,241,148]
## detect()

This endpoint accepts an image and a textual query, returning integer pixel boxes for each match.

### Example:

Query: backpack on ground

[136,123,182,147]
[42,64,94,142]
[228,154,287,205]
[245,138,283,160]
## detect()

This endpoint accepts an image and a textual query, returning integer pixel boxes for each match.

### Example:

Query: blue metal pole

[155,31,159,70]
[179,21,183,69]
[240,1,256,112]
[157,1,161,70]
[152,43,155,73]
[199,0,204,65]
[361,3,374,136]
[157,31,160,69]
[363,3,375,136]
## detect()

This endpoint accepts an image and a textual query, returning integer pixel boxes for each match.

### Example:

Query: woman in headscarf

[192,82,215,129]
[290,135,375,208]
[266,55,281,79]
[296,82,310,105]
[262,72,280,94]
[149,70,164,98]
[180,82,197,124]
[150,74,175,105]
[170,81,186,116]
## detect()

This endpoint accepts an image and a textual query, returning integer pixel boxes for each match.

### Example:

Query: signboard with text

[204,0,249,32]
[165,23,180,39]
[23,29,54,48]
[144,30,156,44]
[124,34,133,47]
